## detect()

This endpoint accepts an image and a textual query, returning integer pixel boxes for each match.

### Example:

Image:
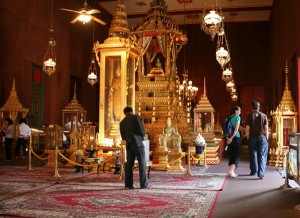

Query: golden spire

[0,79,29,116]
[194,77,215,113]
[62,83,86,113]
[276,60,297,113]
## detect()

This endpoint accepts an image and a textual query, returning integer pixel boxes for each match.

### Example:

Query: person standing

[245,100,269,179]
[16,118,31,160]
[120,106,149,189]
[0,118,14,161]
[225,106,242,178]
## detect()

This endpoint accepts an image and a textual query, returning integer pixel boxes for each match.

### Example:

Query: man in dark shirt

[245,100,269,179]
[120,106,148,189]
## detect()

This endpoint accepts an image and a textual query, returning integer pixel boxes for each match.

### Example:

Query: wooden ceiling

[98,0,273,26]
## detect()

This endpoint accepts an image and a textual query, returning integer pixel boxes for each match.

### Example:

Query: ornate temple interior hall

[1,0,300,217]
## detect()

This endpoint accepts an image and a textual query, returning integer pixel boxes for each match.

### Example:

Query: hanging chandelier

[216,27,230,68]
[179,73,198,103]
[231,93,238,101]
[226,80,235,91]
[87,16,98,87]
[87,52,98,86]
[43,0,56,76]
[201,0,223,40]
[222,67,232,82]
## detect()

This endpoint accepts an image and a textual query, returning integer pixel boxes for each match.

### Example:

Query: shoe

[258,175,264,179]
[250,172,256,176]
[141,184,151,189]
[125,186,135,189]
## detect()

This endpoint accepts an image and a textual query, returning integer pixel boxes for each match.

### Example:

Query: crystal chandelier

[179,73,198,103]
[43,0,56,76]
[201,0,223,41]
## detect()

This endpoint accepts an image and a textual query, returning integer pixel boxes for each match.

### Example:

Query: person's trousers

[228,136,241,167]
[248,136,268,176]
[16,138,28,157]
[5,138,13,160]
[125,145,147,188]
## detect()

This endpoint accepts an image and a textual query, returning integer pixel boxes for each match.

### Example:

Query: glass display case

[283,116,296,146]
[289,133,300,181]
[45,124,63,150]
[62,83,87,131]
[94,37,139,140]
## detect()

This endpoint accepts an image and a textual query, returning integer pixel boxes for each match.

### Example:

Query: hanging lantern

[201,10,222,40]
[87,53,98,86]
[222,67,233,82]
[43,36,56,76]
[43,0,56,76]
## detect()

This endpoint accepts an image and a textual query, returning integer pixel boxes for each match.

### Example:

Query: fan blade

[70,16,80,24]
[91,16,107,26]
[86,9,100,15]
[60,8,81,14]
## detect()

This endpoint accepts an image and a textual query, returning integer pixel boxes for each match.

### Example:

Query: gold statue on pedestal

[155,118,185,172]
[155,127,170,171]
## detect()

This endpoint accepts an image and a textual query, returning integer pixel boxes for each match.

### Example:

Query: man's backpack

[223,116,234,137]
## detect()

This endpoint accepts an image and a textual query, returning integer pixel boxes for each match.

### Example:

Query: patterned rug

[0,166,226,218]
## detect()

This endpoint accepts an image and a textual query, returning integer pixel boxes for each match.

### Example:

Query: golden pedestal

[153,147,170,171]
[167,152,186,172]
[205,144,220,165]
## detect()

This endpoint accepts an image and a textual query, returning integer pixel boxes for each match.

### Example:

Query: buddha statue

[109,66,121,123]
[165,117,176,139]
[147,58,165,78]
[172,129,182,153]
[159,117,182,152]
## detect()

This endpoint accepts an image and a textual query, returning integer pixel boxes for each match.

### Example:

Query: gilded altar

[269,62,298,167]
[0,79,29,138]
[94,4,141,140]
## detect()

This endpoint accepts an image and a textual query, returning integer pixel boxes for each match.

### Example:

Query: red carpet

[0,166,226,217]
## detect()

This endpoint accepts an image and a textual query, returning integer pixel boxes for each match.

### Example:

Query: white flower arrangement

[74,149,84,157]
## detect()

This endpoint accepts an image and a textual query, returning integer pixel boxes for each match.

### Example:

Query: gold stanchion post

[280,151,291,189]
[53,145,60,177]
[118,144,125,180]
[27,136,33,171]
[185,145,193,176]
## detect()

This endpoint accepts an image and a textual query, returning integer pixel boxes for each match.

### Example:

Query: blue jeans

[248,136,268,176]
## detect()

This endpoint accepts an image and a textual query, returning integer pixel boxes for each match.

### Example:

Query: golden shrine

[132,0,192,171]
[94,2,141,142]
[269,61,298,167]
[62,83,87,128]
[0,79,29,124]
[0,79,29,138]
[193,78,220,165]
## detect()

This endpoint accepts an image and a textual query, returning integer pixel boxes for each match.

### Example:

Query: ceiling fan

[60,0,106,25]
